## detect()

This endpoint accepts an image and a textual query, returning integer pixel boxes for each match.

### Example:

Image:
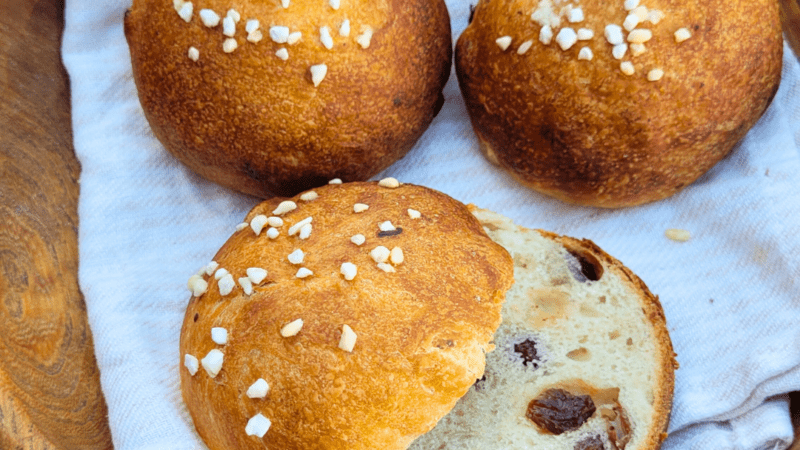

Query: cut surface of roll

[409,207,676,450]
[179,182,514,450]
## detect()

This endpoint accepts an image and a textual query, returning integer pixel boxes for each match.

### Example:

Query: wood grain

[0,0,113,449]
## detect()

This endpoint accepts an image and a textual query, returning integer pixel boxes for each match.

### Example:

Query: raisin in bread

[409,207,676,450]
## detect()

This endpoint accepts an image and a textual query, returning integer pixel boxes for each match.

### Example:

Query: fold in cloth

[63,0,800,448]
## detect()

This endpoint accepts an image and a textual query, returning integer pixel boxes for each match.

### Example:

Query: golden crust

[179,182,514,450]
[541,232,676,449]
[456,0,782,207]
[124,0,451,198]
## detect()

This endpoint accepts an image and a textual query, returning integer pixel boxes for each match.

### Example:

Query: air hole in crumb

[194,313,199,322]
[474,374,487,391]
[566,248,603,282]
[626,338,633,346]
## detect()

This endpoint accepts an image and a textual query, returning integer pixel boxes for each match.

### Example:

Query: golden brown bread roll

[124,0,451,198]
[456,0,783,207]
[179,181,514,449]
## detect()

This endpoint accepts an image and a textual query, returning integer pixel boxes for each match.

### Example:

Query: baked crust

[125,0,451,198]
[179,182,514,449]
[456,0,782,207]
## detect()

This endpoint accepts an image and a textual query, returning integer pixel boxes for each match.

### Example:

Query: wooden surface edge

[0,0,113,449]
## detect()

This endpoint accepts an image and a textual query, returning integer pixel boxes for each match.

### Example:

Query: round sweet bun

[124,0,451,198]
[410,207,676,449]
[179,181,514,449]
[455,0,782,207]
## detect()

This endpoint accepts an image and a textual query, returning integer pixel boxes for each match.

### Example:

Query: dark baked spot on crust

[194,313,199,322]
[377,227,403,237]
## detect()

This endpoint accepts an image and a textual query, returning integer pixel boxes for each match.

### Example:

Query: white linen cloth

[62,0,800,448]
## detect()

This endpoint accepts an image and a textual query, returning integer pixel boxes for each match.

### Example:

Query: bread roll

[179,181,514,449]
[410,207,676,449]
[456,0,782,207]
[124,0,451,198]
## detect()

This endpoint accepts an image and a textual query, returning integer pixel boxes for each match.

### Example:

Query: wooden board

[0,0,113,448]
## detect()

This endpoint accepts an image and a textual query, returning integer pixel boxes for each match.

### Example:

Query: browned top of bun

[456,0,782,207]
[179,181,514,450]
[125,0,451,198]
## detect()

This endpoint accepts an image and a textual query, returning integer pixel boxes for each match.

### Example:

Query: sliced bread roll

[410,207,676,450]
